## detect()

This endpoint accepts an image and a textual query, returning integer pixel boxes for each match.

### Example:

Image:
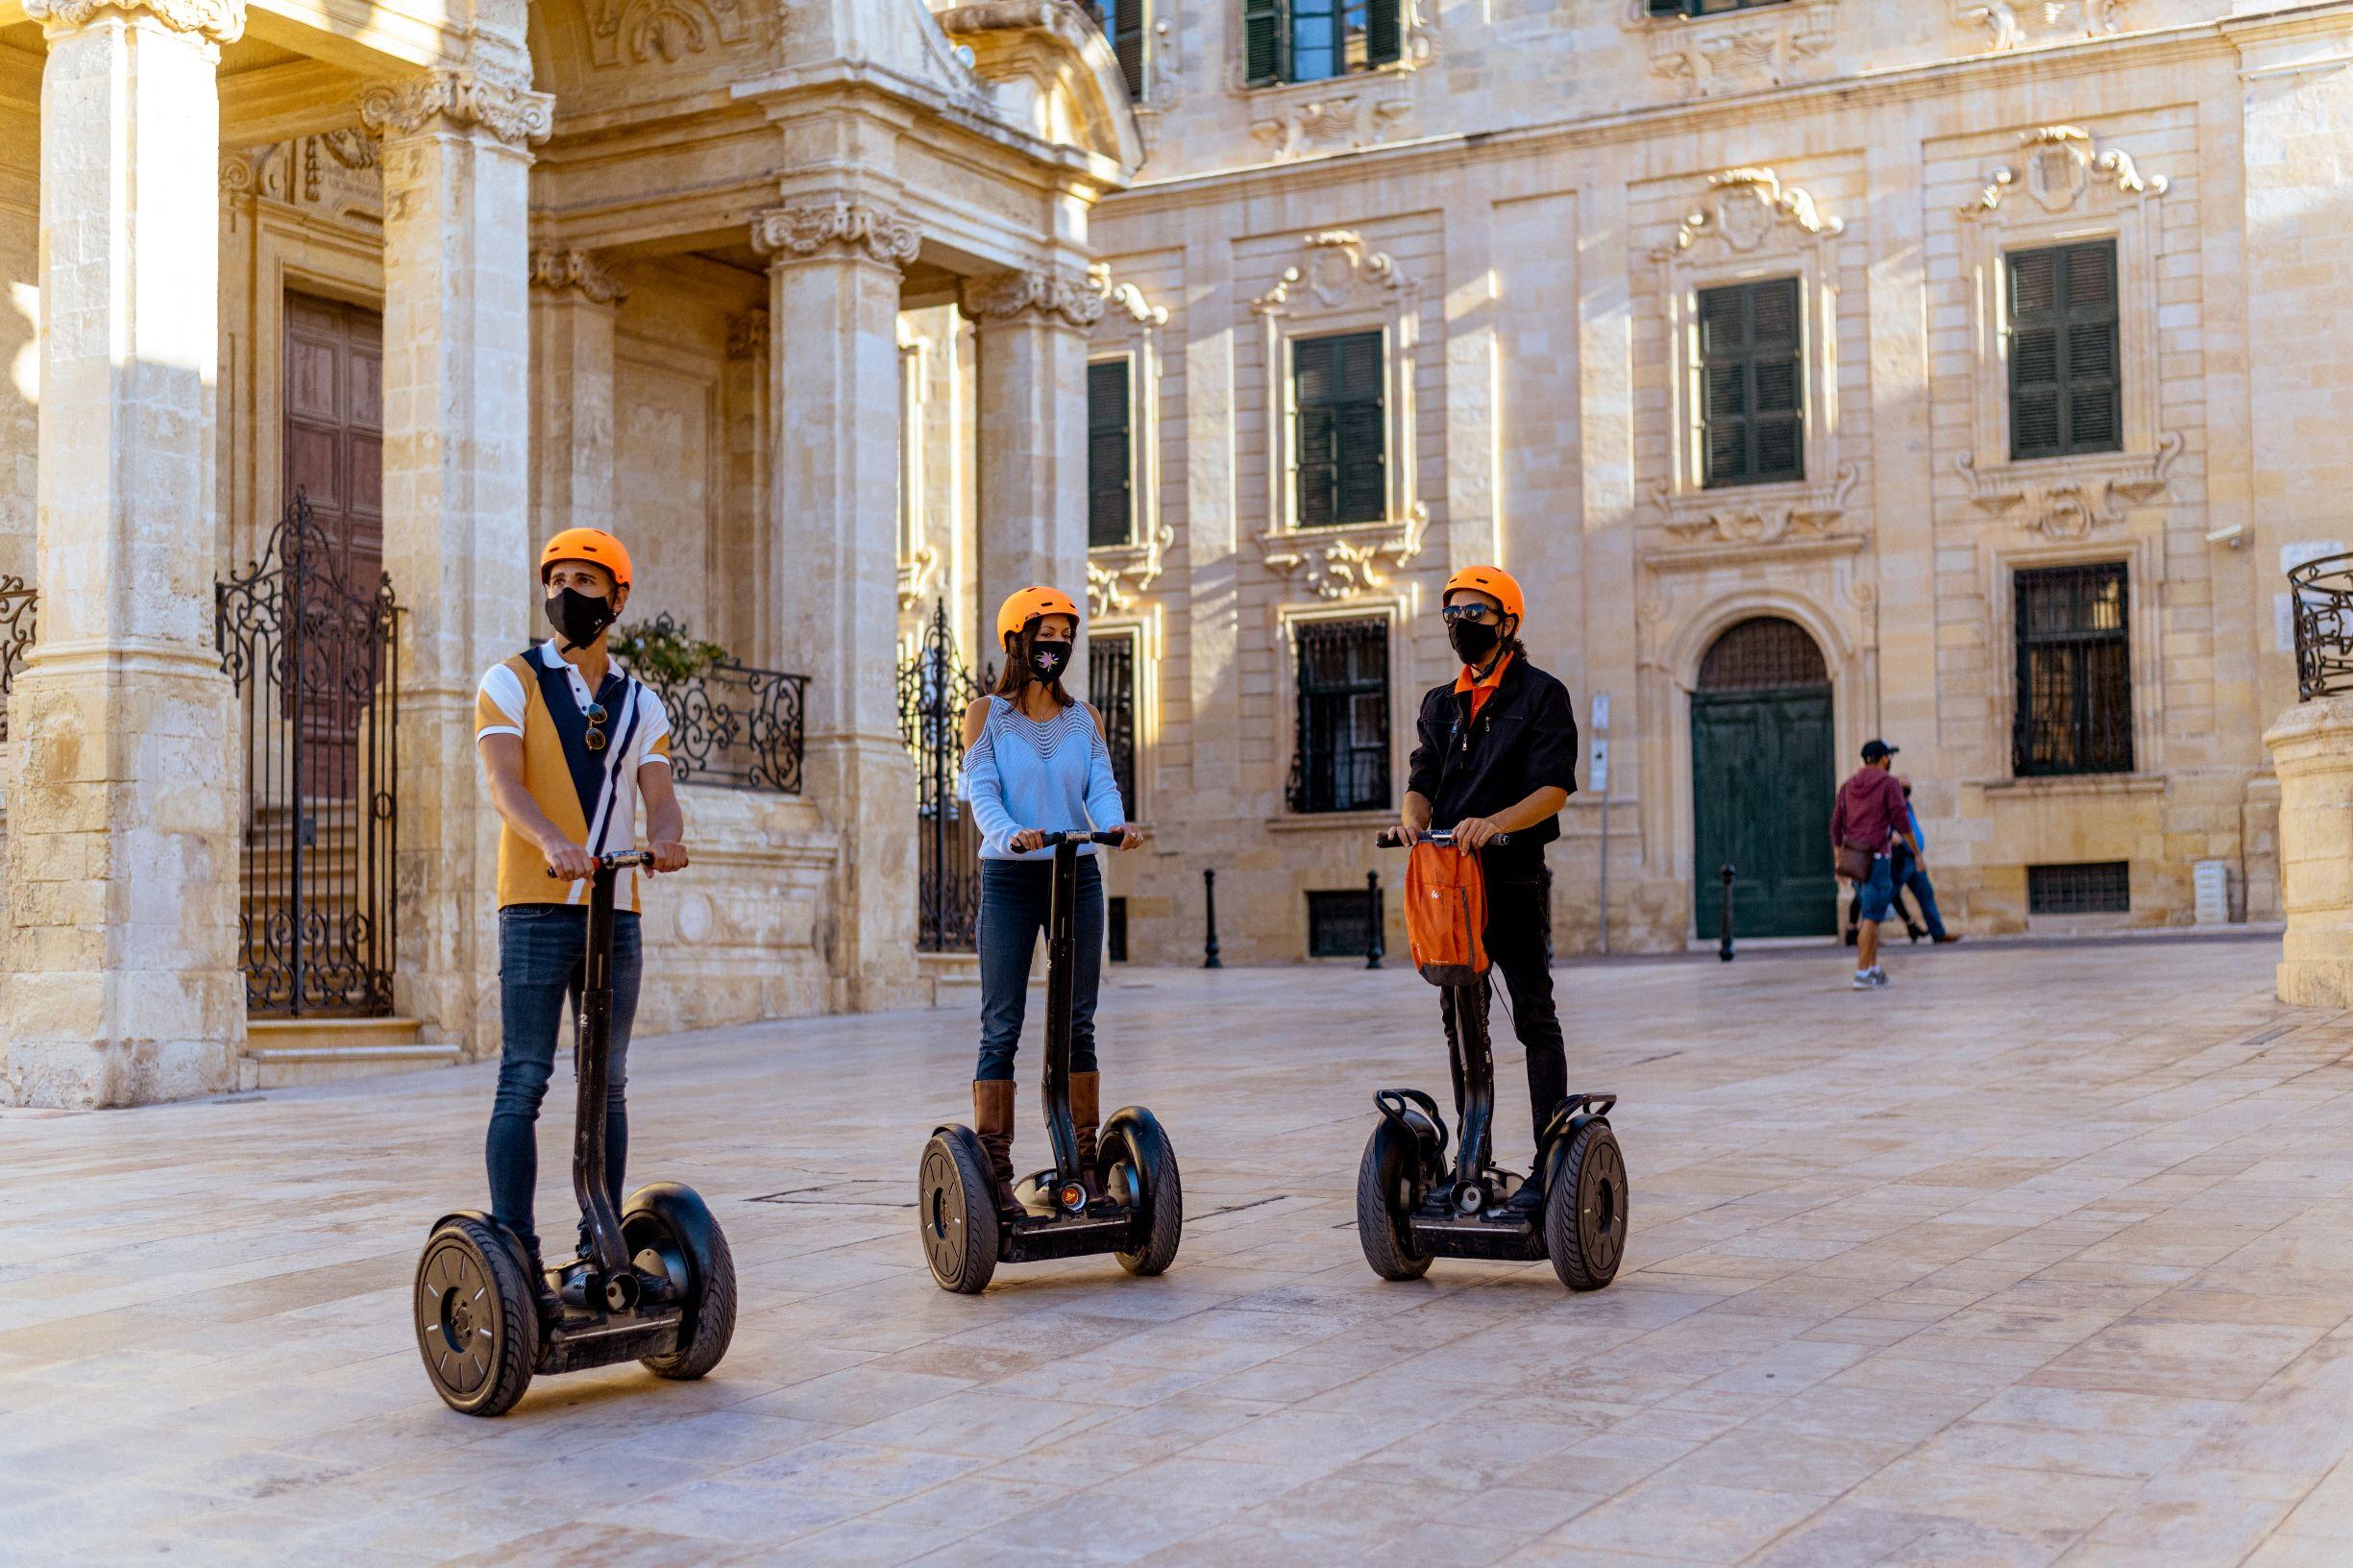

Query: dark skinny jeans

[976,855,1103,1081]
[1439,867,1570,1149]
[486,903,642,1257]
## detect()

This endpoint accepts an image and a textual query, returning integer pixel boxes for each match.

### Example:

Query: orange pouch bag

[1405,842,1488,988]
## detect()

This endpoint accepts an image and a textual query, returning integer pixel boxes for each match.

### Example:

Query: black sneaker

[1505,1182,1546,1219]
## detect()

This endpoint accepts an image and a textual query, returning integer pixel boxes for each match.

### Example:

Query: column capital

[24,0,244,44]
[357,68,552,148]
[959,267,1106,331]
[529,246,628,306]
[751,200,920,271]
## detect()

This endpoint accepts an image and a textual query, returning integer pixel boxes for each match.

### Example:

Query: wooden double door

[1690,618,1838,941]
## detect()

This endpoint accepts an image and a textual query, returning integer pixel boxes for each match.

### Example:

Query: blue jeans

[976,856,1102,1081]
[486,904,642,1256]
[1855,854,1896,924]
[1891,847,1947,939]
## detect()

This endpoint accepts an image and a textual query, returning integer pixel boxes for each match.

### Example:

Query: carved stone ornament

[959,269,1107,330]
[897,543,943,613]
[1089,264,1167,329]
[1647,464,1861,547]
[1955,434,2183,540]
[1954,0,2132,54]
[586,0,754,69]
[357,69,553,147]
[529,248,629,305]
[1644,0,1833,99]
[1262,504,1431,601]
[1087,523,1175,618]
[1654,168,1844,261]
[25,0,243,43]
[1251,231,1413,315]
[1959,125,2167,220]
[724,307,770,361]
[1249,81,1414,162]
[750,201,921,270]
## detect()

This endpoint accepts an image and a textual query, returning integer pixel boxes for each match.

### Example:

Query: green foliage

[612,613,728,685]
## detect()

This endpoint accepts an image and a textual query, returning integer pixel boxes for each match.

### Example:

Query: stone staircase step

[239,1017,459,1089]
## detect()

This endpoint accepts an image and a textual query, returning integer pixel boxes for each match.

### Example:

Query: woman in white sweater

[958,586,1144,1218]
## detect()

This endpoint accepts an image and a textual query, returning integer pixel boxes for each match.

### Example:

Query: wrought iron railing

[898,599,983,952]
[628,631,809,796]
[2290,551,2353,700]
[0,576,34,743]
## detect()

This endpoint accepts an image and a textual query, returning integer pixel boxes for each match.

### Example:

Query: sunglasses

[583,702,608,752]
[1441,603,1505,626]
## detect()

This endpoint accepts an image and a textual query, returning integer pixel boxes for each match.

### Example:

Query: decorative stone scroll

[1955,434,2182,541]
[1249,231,1411,316]
[750,201,920,270]
[1959,124,2167,220]
[1639,0,1835,99]
[1953,0,2133,54]
[529,248,629,306]
[1248,81,1414,162]
[26,0,244,43]
[1647,464,1861,548]
[357,69,553,147]
[1653,167,1844,261]
[959,269,1106,330]
[1262,508,1431,602]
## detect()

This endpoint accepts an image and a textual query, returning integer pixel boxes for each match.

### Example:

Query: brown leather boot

[971,1080,1024,1220]
[1070,1070,1109,1206]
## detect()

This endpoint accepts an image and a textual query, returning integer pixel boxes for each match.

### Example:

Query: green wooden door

[1692,687,1837,940]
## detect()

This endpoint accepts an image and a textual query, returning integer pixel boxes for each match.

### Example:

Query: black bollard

[1718,864,1737,963]
[1202,868,1223,969]
[1365,870,1385,970]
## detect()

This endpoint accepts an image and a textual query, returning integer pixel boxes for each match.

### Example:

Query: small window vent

[1308,890,1375,958]
[2028,862,2129,916]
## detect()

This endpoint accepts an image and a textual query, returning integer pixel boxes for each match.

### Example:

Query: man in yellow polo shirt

[473,527,688,1297]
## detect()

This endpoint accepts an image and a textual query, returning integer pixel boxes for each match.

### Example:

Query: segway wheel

[1545,1119,1629,1292]
[919,1130,999,1294]
[413,1218,536,1417]
[623,1185,737,1380]
[1355,1120,1433,1282]
[1103,1114,1182,1277]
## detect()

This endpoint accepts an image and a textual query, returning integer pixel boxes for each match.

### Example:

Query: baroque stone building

[3,0,2349,1105]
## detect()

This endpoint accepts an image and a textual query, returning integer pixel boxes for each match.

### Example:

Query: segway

[918,830,1183,1293]
[413,850,737,1416]
[1357,827,1629,1290]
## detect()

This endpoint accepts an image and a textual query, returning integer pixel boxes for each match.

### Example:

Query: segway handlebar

[547,849,657,877]
[1033,830,1129,847]
[1375,827,1512,849]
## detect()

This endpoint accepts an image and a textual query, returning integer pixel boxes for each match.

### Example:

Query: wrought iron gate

[216,493,401,1016]
[896,600,982,952]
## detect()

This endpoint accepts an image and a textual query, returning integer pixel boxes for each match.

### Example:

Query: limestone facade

[1017,0,2353,965]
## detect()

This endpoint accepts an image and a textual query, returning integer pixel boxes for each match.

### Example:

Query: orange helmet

[1443,565,1524,622]
[540,527,633,590]
[995,585,1081,647]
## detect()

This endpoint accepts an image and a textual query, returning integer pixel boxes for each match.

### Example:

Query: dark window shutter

[1367,0,1403,64]
[1112,0,1144,99]
[1243,0,1282,85]
[1087,358,1134,549]
[1293,331,1385,527]
[1698,276,1804,488]
[2007,239,2121,460]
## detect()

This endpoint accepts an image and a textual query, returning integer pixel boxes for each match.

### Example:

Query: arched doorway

[1692,617,1837,940]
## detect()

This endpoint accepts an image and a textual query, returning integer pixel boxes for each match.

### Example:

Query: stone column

[754,199,919,1010]
[528,247,627,544]
[2265,698,2353,1007]
[3,0,246,1106]
[960,266,1099,689]
[362,69,549,1056]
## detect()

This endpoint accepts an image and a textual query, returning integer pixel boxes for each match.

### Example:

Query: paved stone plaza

[9,936,2353,1565]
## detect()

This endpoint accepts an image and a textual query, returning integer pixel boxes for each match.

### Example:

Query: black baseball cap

[1861,739,1900,762]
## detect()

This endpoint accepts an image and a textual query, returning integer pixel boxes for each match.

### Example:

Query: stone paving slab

[8,937,2353,1565]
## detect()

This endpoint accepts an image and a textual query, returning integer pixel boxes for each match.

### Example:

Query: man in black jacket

[1399,566,1581,1210]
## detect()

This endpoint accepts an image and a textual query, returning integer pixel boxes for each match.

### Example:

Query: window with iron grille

[1243,0,1403,86]
[2013,562,2133,776]
[1090,630,1139,817]
[1294,331,1385,527]
[2028,861,2130,916]
[1088,358,1134,549]
[1107,896,1130,962]
[1308,889,1376,957]
[1091,0,1145,98]
[1699,278,1804,488]
[1647,0,1790,17]
[2007,240,2120,461]
[1288,618,1390,814]
[1697,616,1828,693]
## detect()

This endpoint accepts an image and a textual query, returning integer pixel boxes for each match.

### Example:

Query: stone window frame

[1952,125,2183,538]
[1269,596,1410,824]
[1249,232,1428,599]
[894,334,944,612]
[1230,0,1437,91]
[1086,271,1173,622]
[1978,532,2164,786]
[1086,616,1160,818]
[1646,168,1859,548]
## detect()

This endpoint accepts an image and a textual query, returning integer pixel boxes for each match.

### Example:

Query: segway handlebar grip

[543,848,657,878]
[1375,828,1512,848]
[1034,830,1128,847]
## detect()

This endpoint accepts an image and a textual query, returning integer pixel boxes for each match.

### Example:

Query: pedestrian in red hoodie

[1830,739,1919,990]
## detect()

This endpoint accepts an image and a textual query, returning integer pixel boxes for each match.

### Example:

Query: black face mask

[1449,619,1501,666]
[1028,639,1073,684]
[547,587,617,649]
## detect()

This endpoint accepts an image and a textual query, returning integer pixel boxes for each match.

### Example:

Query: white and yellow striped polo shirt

[475,640,674,912]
